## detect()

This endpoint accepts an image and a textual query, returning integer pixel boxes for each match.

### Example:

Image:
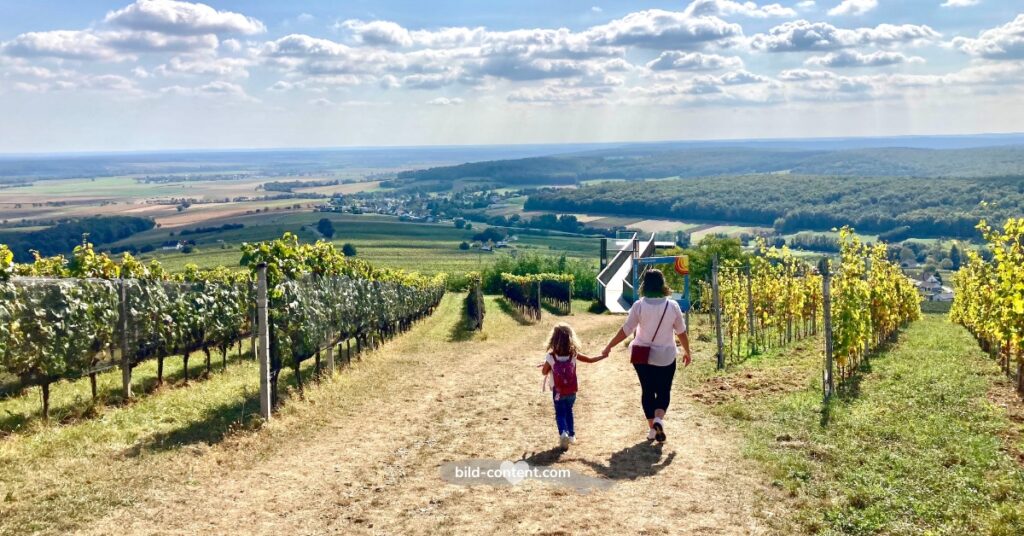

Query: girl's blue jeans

[553,392,576,436]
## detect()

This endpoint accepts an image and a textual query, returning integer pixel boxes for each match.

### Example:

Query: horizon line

[2,131,1024,159]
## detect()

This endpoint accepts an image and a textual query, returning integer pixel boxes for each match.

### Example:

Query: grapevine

[0,233,443,420]
[830,227,920,381]
[950,218,1024,393]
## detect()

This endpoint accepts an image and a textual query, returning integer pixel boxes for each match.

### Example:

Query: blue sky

[0,0,1021,153]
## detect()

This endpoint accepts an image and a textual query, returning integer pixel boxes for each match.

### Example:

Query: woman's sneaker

[559,433,570,451]
[653,419,666,442]
[647,428,657,441]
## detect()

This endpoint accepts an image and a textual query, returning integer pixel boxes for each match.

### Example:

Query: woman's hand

[681,350,692,367]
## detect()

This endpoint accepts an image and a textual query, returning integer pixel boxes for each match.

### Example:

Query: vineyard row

[950,218,1024,394]
[0,234,446,419]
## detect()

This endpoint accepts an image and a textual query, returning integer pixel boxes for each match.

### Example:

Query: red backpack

[550,354,578,397]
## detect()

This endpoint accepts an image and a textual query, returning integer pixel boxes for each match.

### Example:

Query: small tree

[459,241,470,250]
[454,218,466,229]
[675,231,691,248]
[949,244,962,270]
[317,218,335,238]
[342,243,357,257]
[899,247,917,264]
[465,223,473,230]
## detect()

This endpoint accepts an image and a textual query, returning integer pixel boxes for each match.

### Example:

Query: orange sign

[674,255,689,276]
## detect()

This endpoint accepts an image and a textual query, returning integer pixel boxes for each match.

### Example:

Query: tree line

[525,175,1024,240]
[3,216,155,262]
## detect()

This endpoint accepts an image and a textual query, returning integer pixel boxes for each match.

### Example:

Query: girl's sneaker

[559,433,570,451]
[569,435,576,444]
[647,428,657,441]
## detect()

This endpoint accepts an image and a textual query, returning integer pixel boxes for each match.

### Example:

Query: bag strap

[649,302,670,342]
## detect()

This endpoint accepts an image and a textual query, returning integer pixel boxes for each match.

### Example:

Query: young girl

[540,323,605,451]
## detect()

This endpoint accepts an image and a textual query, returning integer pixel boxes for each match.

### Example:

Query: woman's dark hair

[641,269,671,297]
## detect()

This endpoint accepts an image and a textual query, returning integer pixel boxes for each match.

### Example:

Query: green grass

[718,315,1024,535]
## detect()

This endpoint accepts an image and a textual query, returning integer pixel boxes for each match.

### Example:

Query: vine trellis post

[119,278,133,400]
[821,260,834,402]
[745,264,756,355]
[712,254,724,370]
[256,263,272,421]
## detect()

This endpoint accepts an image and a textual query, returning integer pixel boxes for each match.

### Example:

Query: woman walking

[601,269,691,442]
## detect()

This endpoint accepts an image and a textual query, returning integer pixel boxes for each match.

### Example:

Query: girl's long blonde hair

[546,323,581,358]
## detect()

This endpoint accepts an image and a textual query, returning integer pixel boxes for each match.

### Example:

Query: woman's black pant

[633,361,677,419]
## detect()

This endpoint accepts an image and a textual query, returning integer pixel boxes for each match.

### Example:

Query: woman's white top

[622,297,686,367]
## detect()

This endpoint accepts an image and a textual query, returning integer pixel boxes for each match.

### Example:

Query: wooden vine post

[821,260,834,402]
[536,279,543,321]
[256,263,272,420]
[863,256,872,362]
[119,278,133,399]
[746,264,756,355]
[712,254,725,370]
[325,341,336,376]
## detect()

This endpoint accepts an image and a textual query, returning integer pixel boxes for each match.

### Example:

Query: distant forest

[1,216,155,262]
[396,145,1024,185]
[525,175,1024,239]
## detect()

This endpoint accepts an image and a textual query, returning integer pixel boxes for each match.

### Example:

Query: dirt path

[78,298,781,535]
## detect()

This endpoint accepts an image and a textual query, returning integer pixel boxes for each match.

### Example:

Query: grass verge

[710,314,1024,535]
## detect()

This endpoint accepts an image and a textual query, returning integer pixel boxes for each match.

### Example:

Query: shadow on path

[580,440,676,480]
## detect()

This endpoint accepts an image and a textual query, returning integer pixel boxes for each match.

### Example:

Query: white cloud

[105,0,265,35]
[805,50,925,67]
[159,79,258,101]
[1,30,126,61]
[0,29,218,61]
[592,6,603,13]
[103,31,218,53]
[941,0,980,6]
[339,19,414,47]
[751,20,941,52]
[308,97,333,106]
[586,9,743,49]
[952,14,1024,60]
[221,38,242,52]
[685,0,797,19]
[296,13,315,23]
[10,72,141,94]
[796,1,816,9]
[154,53,253,78]
[426,96,464,105]
[827,0,878,17]
[508,85,612,104]
[646,51,744,71]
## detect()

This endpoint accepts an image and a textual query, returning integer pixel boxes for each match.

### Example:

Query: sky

[0,0,1022,153]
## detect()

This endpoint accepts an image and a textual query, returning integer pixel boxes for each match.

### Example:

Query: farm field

[119,212,600,274]
[0,175,381,225]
